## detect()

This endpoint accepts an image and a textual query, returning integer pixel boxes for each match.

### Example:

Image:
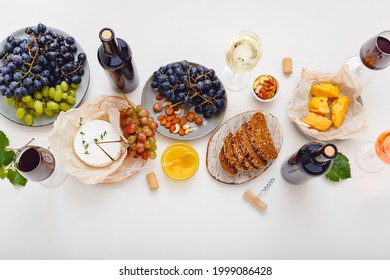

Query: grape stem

[22,37,39,79]
[60,63,84,78]
[2,136,35,152]
[4,147,19,151]
[116,88,135,109]
[23,137,35,147]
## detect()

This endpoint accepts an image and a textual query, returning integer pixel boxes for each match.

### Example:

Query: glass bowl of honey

[161,143,199,180]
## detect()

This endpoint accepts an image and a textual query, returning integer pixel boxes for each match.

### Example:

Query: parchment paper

[287,66,367,141]
[48,95,144,185]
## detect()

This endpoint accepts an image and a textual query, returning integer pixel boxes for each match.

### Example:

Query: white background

[0,0,390,262]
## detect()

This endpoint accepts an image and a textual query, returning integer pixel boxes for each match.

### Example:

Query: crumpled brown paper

[287,66,367,141]
[48,95,144,185]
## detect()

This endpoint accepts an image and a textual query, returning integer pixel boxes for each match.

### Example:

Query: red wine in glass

[360,32,390,70]
[15,146,67,186]
[15,146,55,181]
[346,30,390,85]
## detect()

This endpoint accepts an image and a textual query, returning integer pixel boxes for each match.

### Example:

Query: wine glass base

[355,141,385,173]
[220,65,250,91]
[345,56,375,86]
[40,158,67,187]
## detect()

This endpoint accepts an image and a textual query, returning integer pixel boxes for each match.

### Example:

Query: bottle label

[281,153,312,185]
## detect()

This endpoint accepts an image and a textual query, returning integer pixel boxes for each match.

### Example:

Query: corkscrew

[243,178,275,212]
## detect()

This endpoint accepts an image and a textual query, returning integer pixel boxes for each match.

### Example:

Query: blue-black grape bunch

[0,23,87,125]
[0,23,86,99]
[151,60,226,119]
[0,23,86,98]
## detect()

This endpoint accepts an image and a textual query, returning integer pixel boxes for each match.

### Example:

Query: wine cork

[146,172,159,190]
[282,57,293,75]
[243,189,268,212]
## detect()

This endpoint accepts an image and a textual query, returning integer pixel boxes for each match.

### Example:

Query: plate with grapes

[0,24,90,127]
[142,61,227,140]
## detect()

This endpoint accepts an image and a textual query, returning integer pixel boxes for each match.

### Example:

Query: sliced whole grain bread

[231,132,255,170]
[247,112,278,161]
[223,132,245,171]
[218,147,238,176]
[237,123,267,169]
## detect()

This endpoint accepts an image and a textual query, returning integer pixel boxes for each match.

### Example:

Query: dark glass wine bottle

[281,142,337,185]
[97,28,139,93]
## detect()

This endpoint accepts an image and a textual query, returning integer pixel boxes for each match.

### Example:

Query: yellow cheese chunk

[302,112,333,131]
[331,96,351,128]
[310,82,341,98]
[308,96,330,115]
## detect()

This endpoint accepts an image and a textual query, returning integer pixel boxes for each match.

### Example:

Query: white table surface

[1,0,390,260]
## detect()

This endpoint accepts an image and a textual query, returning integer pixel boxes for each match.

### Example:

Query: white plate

[206,110,283,185]
[0,26,90,127]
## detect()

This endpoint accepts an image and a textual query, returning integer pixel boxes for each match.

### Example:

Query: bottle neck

[312,144,337,164]
[99,28,118,55]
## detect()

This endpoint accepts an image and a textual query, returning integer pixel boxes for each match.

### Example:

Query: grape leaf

[325,152,351,182]
[7,169,27,187]
[0,150,15,166]
[0,166,7,179]
[0,131,9,149]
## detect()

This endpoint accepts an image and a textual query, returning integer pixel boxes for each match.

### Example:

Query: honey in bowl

[161,143,199,180]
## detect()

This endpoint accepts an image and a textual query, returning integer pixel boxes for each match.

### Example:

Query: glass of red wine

[346,31,390,85]
[14,146,67,187]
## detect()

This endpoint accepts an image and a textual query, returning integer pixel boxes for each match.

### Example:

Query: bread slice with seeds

[231,132,255,170]
[247,112,278,161]
[237,122,267,169]
[218,147,237,176]
[223,133,245,171]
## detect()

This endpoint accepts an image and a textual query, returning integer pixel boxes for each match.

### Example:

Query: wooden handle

[243,189,267,212]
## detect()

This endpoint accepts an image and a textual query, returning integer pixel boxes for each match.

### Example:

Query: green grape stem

[1,52,8,60]
[116,88,136,111]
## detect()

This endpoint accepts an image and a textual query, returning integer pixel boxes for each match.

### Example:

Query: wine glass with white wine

[221,30,262,91]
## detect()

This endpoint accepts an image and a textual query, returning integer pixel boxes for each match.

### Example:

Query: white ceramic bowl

[252,74,279,103]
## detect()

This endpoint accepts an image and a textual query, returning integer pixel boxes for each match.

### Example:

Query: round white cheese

[73,120,122,167]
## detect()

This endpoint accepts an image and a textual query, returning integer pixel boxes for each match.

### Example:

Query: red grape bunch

[120,104,158,160]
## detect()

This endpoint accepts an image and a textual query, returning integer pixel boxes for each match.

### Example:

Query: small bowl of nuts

[252,74,279,103]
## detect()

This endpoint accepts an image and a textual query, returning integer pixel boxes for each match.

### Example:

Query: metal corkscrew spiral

[258,177,275,196]
[243,178,276,213]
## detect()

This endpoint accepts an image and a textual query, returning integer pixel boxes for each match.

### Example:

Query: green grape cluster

[6,81,79,125]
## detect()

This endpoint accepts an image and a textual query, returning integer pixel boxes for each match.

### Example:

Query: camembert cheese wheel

[73,120,122,167]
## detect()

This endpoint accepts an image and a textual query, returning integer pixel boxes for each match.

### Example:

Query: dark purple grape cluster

[151,60,226,119]
[0,23,87,99]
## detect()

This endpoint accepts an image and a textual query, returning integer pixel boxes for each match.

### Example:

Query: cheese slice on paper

[73,120,122,167]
